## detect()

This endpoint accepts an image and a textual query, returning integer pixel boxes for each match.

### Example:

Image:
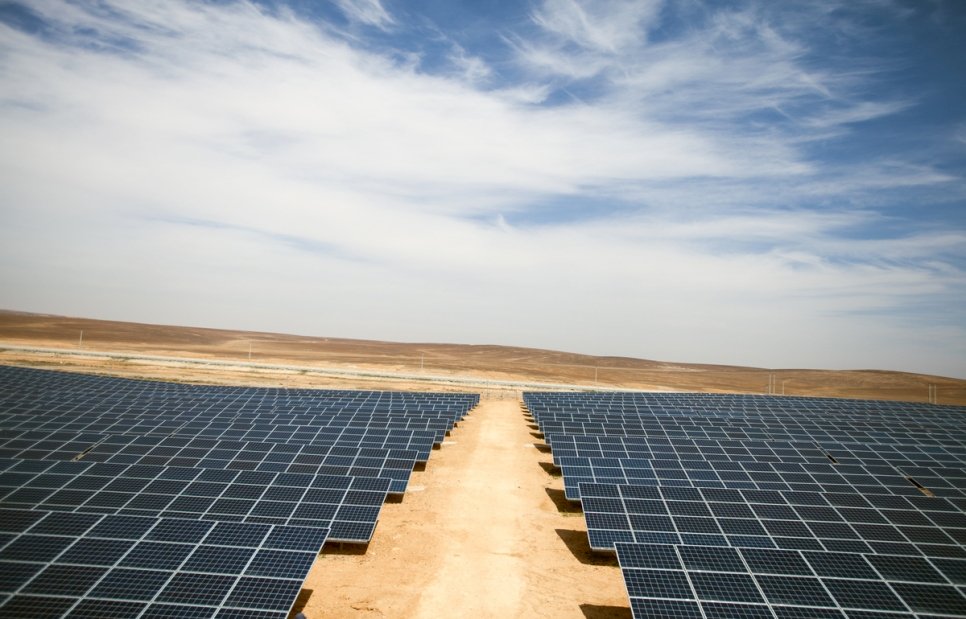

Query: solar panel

[0,367,472,475]
[0,430,107,461]
[581,482,966,557]
[70,435,418,494]
[558,455,947,501]
[617,539,966,616]
[0,367,478,439]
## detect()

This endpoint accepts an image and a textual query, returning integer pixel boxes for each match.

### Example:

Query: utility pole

[78,330,83,348]
[248,341,252,361]
[420,353,424,371]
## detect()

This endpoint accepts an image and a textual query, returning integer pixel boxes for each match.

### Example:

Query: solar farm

[526,391,966,618]
[0,361,965,618]
[0,365,477,617]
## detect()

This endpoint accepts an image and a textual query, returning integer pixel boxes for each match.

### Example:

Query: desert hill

[0,309,963,404]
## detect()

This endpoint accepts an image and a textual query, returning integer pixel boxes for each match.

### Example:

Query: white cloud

[801,100,913,128]
[532,0,664,53]
[447,43,492,85]
[334,0,394,30]
[0,0,963,377]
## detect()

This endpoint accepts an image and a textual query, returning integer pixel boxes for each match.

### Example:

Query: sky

[1,0,964,377]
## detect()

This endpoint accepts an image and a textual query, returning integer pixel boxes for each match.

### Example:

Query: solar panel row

[0,458,391,542]
[0,363,474,461]
[580,483,966,558]
[0,427,444,463]
[559,455,966,502]
[537,416,964,446]
[525,391,966,618]
[0,432,418,494]
[547,434,966,468]
[617,540,965,618]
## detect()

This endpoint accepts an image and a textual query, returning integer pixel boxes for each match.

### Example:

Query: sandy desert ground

[1,310,965,618]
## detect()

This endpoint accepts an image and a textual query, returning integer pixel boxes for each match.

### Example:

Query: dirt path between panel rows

[298,394,631,618]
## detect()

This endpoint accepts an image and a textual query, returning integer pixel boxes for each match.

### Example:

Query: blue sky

[1,0,964,377]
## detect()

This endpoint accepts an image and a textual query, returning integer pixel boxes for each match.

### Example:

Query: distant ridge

[1,309,964,404]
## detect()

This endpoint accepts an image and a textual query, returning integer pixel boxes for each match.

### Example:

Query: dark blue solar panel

[225,576,304,611]
[264,525,330,551]
[91,567,171,600]
[124,541,194,570]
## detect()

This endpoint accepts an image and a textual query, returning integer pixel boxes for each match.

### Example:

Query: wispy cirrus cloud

[333,0,394,30]
[0,0,963,376]
[531,0,664,53]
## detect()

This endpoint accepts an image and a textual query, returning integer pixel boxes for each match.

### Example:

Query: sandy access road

[300,394,630,619]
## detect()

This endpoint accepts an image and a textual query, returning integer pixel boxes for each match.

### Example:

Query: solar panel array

[0,365,478,617]
[525,391,966,618]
